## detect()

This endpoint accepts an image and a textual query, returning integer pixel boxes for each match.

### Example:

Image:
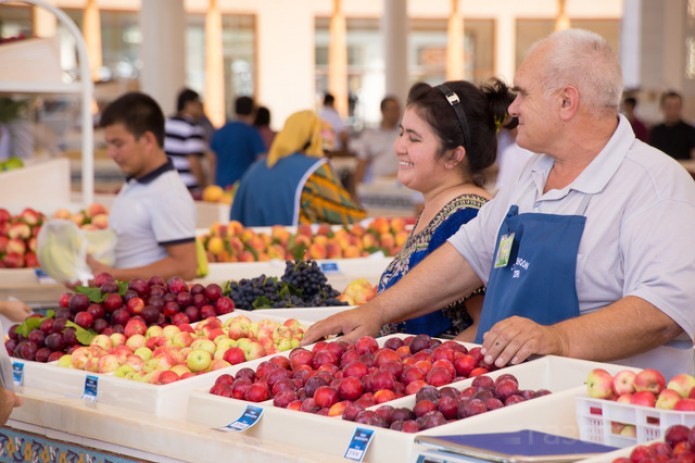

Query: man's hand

[301,306,383,346]
[86,254,112,277]
[0,389,22,425]
[0,300,33,323]
[480,316,568,367]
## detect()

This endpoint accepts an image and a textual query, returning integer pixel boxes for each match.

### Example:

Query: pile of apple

[6,272,235,362]
[209,334,499,415]
[201,217,410,263]
[56,315,304,385]
[586,368,695,410]
[51,203,110,231]
[338,278,378,306]
[0,207,44,268]
[613,424,695,463]
[358,375,551,433]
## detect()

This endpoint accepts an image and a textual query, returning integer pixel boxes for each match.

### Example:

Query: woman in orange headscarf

[230,110,365,226]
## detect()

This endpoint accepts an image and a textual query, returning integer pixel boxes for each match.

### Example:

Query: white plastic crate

[576,395,695,447]
[11,310,311,420]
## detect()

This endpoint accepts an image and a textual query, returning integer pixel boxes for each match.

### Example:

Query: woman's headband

[436,84,471,149]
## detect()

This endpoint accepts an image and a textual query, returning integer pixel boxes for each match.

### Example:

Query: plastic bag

[36,219,116,284]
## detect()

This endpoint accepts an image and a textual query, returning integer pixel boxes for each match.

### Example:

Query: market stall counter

[4,387,345,463]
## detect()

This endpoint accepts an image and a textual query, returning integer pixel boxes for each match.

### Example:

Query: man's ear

[559,86,580,120]
[141,131,159,151]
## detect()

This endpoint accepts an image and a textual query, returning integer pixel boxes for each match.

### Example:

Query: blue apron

[474,189,591,343]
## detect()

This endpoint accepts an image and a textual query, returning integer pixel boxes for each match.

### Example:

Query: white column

[447,0,464,81]
[255,0,315,129]
[382,0,409,102]
[205,0,225,127]
[495,12,516,85]
[139,0,186,115]
[32,2,57,38]
[83,0,102,81]
[329,0,348,117]
[555,0,571,31]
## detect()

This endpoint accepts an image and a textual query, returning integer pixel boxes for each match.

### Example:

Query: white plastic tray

[10,310,311,421]
[186,351,632,462]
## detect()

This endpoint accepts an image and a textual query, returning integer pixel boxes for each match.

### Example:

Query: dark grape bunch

[226,260,348,310]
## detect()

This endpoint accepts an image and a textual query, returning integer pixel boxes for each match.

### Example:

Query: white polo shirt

[449,114,695,377]
[110,160,196,269]
[352,126,400,182]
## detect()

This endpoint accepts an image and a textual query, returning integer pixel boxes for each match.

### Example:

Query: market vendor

[303,29,695,379]
[88,92,197,281]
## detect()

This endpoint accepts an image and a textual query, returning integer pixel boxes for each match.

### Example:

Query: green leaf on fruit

[45,309,55,319]
[278,283,292,300]
[221,280,232,296]
[252,296,273,309]
[65,321,97,346]
[75,286,104,303]
[15,316,44,338]
[291,243,307,261]
[117,281,128,296]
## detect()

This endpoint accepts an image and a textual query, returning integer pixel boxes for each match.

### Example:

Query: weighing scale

[411,430,618,463]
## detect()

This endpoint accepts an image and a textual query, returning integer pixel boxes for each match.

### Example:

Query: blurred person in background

[352,96,402,185]
[649,90,695,160]
[210,96,266,189]
[164,88,210,194]
[254,106,276,152]
[230,110,365,226]
[622,96,649,142]
[318,93,349,152]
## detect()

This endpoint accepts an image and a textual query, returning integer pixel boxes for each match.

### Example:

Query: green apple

[134,346,153,361]
[186,348,212,372]
[190,338,215,355]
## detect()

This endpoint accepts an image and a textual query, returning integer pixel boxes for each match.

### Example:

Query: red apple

[612,369,637,395]
[630,390,656,407]
[634,368,666,394]
[586,368,614,399]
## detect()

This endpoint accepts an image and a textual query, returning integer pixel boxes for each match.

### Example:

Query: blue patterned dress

[379,193,488,337]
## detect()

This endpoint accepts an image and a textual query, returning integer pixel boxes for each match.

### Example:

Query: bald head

[528,29,623,115]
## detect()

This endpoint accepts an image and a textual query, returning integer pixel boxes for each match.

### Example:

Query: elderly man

[303,29,695,379]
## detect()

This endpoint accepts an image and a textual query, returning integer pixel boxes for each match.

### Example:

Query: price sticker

[344,427,375,461]
[319,261,340,274]
[12,362,24,387]
[219,405,264,432]
[82,375,99,402]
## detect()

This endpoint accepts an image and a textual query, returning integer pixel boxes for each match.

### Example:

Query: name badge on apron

[494,233,515,268]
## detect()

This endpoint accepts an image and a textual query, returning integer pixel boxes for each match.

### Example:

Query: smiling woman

[376,79,516,339]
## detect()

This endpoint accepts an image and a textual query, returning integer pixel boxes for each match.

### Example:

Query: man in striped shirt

[164,89,209,192]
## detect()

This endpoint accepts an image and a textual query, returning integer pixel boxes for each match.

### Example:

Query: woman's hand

[301,305,383,346]
[0,300,33,323]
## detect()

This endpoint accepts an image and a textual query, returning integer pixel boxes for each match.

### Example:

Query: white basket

[576,395,695,447]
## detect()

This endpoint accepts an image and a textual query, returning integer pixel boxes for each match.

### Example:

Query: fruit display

[338,278,378,306]
[51,202,110,231]
[201,217,409,263]
[612,423,695,463]
[0,207,44,268]
[5,272,235,362]
[200,184,234,204]
[361,374,551,432]
[55,315,304,385]
[226,259,348,309]
[208,334,499,416]
[586,368,695,411]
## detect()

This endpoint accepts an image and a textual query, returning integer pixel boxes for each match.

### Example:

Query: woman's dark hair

[254,106,271,126]
[100,92,165,148]
[406,78,516,187]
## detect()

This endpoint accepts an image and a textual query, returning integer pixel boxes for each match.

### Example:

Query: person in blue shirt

[210,96,266,189]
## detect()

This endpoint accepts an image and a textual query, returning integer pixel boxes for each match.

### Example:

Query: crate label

[11,362,23,387]
[220,405,264,432]
[344,427,375,461]
[82,375,99,402]
[319,261,340,274]
[33,268,58,284]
